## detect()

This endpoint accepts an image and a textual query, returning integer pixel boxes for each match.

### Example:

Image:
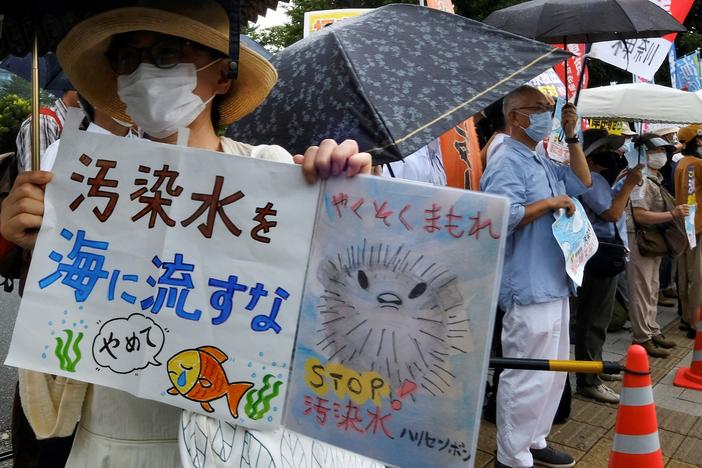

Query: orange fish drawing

[167,346,253,418]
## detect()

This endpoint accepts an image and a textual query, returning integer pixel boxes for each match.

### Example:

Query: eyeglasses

[513,105,555,114]
[106,38,205,75]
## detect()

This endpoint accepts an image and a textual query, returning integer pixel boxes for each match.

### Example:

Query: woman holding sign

[0,1,376,467]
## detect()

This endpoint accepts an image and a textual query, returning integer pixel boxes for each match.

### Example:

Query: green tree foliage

[0,94,30,154]
[678,2,702,54]
[247,0,414,52]
[0,74,55,107]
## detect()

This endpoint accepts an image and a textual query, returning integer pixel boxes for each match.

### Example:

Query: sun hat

[677,125,702,144]
[57,0,277,127]
[620,125,637,137]
[583,128,625,156]
[651,125,680,137]
[636,133,675,153]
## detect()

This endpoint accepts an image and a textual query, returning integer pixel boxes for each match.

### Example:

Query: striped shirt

[15,98,69,172]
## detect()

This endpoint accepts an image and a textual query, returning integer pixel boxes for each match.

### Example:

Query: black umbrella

[228,4,570,165]
[484,0,686,103]
[483,0,686,44]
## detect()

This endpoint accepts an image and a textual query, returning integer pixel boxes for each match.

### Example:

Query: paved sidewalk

[475,304,702,467]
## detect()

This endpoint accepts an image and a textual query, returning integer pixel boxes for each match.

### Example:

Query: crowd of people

[475,89,701,467]
[0,1,700,468]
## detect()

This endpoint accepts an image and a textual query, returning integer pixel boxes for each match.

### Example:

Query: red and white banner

[553,43,589,100]
[589,0,694,81]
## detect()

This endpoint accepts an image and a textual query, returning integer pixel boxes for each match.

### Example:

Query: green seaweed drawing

[244,373,283,420]
[54,329,84,372]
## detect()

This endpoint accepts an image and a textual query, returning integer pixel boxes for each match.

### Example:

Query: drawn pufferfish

[315,241,472,396]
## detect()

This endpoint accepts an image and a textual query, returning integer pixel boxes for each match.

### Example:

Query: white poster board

[6,123,319,430]
[7,121,509,463]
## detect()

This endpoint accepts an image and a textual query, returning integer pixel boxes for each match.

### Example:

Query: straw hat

[652,125,680,138]
[620,125,637,137]
[57,0,277,126]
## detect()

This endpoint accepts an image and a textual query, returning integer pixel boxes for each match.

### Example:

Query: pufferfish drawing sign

[285,176,508,468]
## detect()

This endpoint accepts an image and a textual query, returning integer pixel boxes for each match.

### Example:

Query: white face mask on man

[117,59,220,139]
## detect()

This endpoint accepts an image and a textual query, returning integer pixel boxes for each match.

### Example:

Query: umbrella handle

[563,39,568,104]
[573,52,590,106]
[31,31,40,172]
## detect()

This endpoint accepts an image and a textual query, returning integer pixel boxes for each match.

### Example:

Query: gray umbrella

[228,4,570,165]
[483,0,686,45]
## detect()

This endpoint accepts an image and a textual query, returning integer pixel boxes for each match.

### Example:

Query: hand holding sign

[550,195,576,217]
[292,139,373,184]
[0,171,53,249]
[560,103,579,139]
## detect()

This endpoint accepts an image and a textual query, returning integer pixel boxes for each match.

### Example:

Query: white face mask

[117,60,219,139]
[647,151,667,170]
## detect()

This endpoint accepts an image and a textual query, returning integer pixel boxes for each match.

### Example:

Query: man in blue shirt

[481,85,591,468]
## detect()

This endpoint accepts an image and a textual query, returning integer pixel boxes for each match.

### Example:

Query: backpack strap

[39,107,63,132]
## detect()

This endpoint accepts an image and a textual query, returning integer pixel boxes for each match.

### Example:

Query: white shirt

[42,122,137,171]
[382,139,447,186]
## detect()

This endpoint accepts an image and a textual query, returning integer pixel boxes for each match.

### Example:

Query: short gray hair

[502,85,540,116]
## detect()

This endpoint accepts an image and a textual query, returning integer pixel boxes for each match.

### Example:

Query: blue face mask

[518,110,552,142]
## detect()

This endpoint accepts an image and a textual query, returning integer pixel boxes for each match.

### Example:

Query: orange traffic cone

[674,307,702,391]
[609,344,663,468]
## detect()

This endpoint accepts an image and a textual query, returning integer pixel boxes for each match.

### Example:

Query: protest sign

[589,0,694,81]
[675,52,701,92]
[439,118,483,190]
[588,119,625,135]
[669,45,681,89]
[303,9,371,38]
[551,198,599,286]
[687,166,697,249]
[5,120,319,430]
[529,68,567,99]
[547,98,570,164]
[7,114,508,453]
[426,0,454,12]
[553,44,588,100]
[284,176,508,467]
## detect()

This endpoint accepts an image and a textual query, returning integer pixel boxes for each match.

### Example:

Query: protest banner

[426,0,454,12]
[675,51,701,92]
[6,113,509,454]
[303,9,371,38]
[669,45,681,89]
[687,166,697,249]
[5,117,320,430]
[553,43,589,100]
[439,118,483,190]
[284,176,508,467]
[588,119,625,135]
[547,98,571,164]
[589,0,694,81]
[529,68,567,99]
[551,198,599,286]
